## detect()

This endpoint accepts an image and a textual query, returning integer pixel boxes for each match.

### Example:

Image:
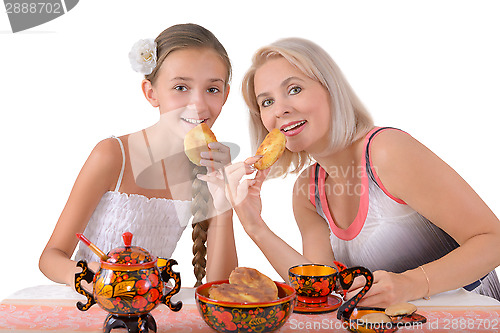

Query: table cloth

[2,285,500,332]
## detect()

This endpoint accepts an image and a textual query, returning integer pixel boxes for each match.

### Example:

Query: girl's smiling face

[254,56,331,154]
[144,47,229,135]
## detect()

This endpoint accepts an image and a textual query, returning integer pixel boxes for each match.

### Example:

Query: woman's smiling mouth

[280,120,306,136]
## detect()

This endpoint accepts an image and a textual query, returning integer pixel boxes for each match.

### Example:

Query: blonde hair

[242,37,373,177]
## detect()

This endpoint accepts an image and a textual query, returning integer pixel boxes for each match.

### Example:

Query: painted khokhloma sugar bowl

[74,232,181,333]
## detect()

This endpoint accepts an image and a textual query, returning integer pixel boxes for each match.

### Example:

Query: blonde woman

[215,37,500,307]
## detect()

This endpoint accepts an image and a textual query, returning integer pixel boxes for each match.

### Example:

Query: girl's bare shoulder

[82,137,124,182]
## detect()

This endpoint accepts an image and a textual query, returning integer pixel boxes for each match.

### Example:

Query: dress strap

[111,136,126,192]
[142,129,155,163]
[141,129,169,191]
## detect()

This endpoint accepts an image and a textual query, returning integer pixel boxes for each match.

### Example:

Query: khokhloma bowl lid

[105,232,154,265]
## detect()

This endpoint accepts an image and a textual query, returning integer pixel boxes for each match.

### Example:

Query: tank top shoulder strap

[309,162,325,211]
[365,127,407,204]
[110,136,126,192]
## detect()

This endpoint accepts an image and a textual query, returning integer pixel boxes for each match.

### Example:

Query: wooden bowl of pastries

[195,267,296,333]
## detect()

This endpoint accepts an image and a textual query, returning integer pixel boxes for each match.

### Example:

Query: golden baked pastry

[209,283,276,303]
[184,123,217,166]
[360,312,392,324]
[254,129,286,170]
[208,267,278,303]
[229,267,278,300]
[384,302,417,317]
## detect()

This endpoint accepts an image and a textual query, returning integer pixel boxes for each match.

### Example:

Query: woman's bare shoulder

[368,129,420,162]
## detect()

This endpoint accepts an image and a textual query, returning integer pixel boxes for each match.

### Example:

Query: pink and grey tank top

[309,127,500,300]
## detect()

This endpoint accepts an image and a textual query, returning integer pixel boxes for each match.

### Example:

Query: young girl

[39,23,237,289]
[218,37,500,306]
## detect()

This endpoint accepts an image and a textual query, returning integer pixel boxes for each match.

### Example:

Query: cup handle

[74,260,96,311]
[160,259,182,312]
[336,266,374,320]
[333,261,348,297]
[333,261,347,272]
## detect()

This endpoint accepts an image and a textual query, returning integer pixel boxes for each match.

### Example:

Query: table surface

[2,284,500,332]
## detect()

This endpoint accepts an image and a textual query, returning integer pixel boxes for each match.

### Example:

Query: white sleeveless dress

[74,136,192,262]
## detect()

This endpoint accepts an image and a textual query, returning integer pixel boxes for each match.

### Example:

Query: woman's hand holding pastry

[196,127,285,223]
[223,156,270,234]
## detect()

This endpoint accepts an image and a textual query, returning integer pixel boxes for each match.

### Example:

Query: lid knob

[122,232,133,247]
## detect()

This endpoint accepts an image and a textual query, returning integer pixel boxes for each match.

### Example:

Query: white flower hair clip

[128,38,157,75]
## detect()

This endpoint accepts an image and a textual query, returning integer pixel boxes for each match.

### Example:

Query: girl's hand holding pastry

[200,142,231,171]
[198,142,232,214]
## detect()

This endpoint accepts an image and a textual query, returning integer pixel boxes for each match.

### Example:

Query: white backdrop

[0,0,499,301]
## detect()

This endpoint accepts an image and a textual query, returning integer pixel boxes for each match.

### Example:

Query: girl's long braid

[191,164,212,287]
